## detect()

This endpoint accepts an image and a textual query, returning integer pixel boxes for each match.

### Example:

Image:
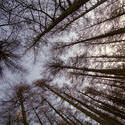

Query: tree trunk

[30,0,90,48]
[32,106,43,125]
[41,83,105,125]
[44,98,71,125]
[17,92,28,125]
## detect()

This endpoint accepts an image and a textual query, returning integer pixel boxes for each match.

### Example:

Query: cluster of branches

[0,0,125,124]
[43,0,125,124]
[0,79,125,125]
[1,0,104,76]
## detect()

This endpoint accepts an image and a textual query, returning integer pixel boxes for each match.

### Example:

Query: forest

[0,0,125,125]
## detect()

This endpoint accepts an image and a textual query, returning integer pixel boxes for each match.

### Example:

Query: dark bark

[64,93,123,125]
[40,83,105,125]
[32,106,43,125]
[84,12,125,31]
[62,0,107,30]
[17,91,28,125]
[60,27,125,48]
[68,112,83,125]
[44,112,53,125]
[70,72,125,80]
[29,0,90,49]
[86,87,125,106]
[54,64,125,76]
[44,98,71,125]
[79,91,125,119]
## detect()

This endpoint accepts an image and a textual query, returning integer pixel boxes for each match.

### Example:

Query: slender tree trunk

[62,0,107,30]
[7,111,11,125]
[60,111,76,125]
[44,98,71,125]
[44,112,53,125]
[64,93,123,125]
[59,65,125,76]
[61,27,125,48]
[41,83,105,125]
[69,113,83,125]
[30,0,90,48]
[32,106,43,125]
[82,55,125,59]
[17,92,28,125]
[79,91,125,119]
[70,72,125,80]
[86,87,125,107]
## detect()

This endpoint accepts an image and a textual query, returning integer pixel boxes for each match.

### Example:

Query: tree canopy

[0,0,125,125]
